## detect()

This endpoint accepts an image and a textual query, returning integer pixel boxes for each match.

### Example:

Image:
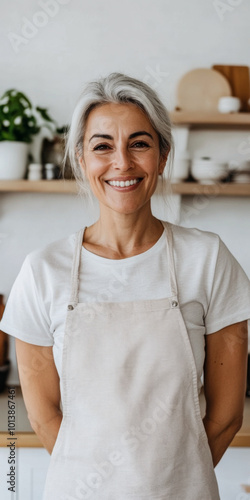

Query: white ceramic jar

[44,163,55,180]
[27,163,42,181]
[172,150,190,182]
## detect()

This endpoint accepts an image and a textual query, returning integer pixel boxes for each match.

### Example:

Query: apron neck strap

[161,221,178,298]
[69,227,86,307]
[69,221,178,307]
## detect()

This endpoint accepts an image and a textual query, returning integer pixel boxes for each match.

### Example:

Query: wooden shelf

[171,182,250,196]
[170,111,250,128]
[0,179,78,193]
[0,180,249,196]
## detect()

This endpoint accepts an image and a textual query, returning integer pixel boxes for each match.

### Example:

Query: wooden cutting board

[212,65,250,111]
[176,68,232,112]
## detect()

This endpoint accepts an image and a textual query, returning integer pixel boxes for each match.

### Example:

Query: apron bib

[42,221,220,500]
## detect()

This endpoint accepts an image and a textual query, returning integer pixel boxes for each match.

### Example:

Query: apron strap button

[171,300,178,308]
[67,305,74,311]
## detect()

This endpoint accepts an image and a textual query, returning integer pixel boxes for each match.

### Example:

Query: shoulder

[161,220,249,288]
[161,220,221,257]
[22,231,80,278]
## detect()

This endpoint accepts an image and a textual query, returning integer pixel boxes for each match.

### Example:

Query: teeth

[107,179,141,187]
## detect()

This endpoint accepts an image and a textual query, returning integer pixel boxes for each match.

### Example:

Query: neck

[85,203,164,258]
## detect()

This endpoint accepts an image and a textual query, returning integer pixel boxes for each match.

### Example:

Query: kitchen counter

[0,386,250,447]
[0,386,41,447]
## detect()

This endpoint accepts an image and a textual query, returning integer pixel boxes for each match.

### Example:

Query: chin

[106,201,149,216]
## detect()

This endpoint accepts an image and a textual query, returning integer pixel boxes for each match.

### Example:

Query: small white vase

[0,141,29,180]
[172,150,191,182]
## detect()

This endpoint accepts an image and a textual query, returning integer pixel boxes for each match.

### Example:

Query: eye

[93,143,112,151]
[131,141,150,148]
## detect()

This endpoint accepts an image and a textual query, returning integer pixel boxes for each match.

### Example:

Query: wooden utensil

[176,68,232,113]
[212,65,250,111]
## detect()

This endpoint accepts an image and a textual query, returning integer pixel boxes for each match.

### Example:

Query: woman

[1,73,250,500]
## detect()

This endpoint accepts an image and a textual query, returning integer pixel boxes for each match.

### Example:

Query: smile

[106,178,142,187]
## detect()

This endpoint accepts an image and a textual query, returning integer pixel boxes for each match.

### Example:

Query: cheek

[134,152,160,172]
[85,158,109,182]
[133,148,159,162]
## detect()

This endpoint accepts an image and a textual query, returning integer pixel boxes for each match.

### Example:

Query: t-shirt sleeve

[0,254,53,346]
[205,237,250,334]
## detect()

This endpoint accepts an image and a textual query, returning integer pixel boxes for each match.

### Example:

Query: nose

[114,146,132,171]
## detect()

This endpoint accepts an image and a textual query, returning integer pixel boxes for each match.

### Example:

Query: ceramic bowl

[191,158,228,184]
[218,96,241,113]
[232,173,250,183]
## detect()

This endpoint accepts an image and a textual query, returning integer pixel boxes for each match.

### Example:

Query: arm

[203,320,248,467]
[15,338,62,454]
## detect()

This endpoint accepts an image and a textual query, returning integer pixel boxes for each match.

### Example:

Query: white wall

[1,0,250,123]
[0,0,250,383]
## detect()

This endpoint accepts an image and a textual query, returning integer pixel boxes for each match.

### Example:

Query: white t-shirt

[1,221,250,394]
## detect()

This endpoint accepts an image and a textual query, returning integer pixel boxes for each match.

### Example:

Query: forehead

[84,102,154,134]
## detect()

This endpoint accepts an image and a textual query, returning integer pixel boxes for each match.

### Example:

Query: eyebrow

[89,131,154,142]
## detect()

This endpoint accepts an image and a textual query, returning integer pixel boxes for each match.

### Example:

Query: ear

[78,154,88,180]
[78,155,85,171]
[158,149,170,176]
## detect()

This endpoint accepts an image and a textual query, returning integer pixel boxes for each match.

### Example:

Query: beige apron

[42,221,220,500]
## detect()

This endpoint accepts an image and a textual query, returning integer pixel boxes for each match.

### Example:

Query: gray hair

[64,72,174,200]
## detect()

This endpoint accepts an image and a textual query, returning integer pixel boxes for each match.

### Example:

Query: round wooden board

[176,68,232,112]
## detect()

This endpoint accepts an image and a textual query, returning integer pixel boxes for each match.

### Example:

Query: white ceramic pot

[218,96,241,113]
[0,141,29,179]
[172,150,190,182]
[171,127,190,151]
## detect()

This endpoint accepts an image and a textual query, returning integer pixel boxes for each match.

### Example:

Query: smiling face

[80,102,168,215]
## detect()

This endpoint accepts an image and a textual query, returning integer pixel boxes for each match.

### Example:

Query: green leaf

[1,131,16,141]
[56,125,69,134]
[36,107,54,123]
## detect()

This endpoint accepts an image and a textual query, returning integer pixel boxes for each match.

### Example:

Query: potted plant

[0,89,56,179]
